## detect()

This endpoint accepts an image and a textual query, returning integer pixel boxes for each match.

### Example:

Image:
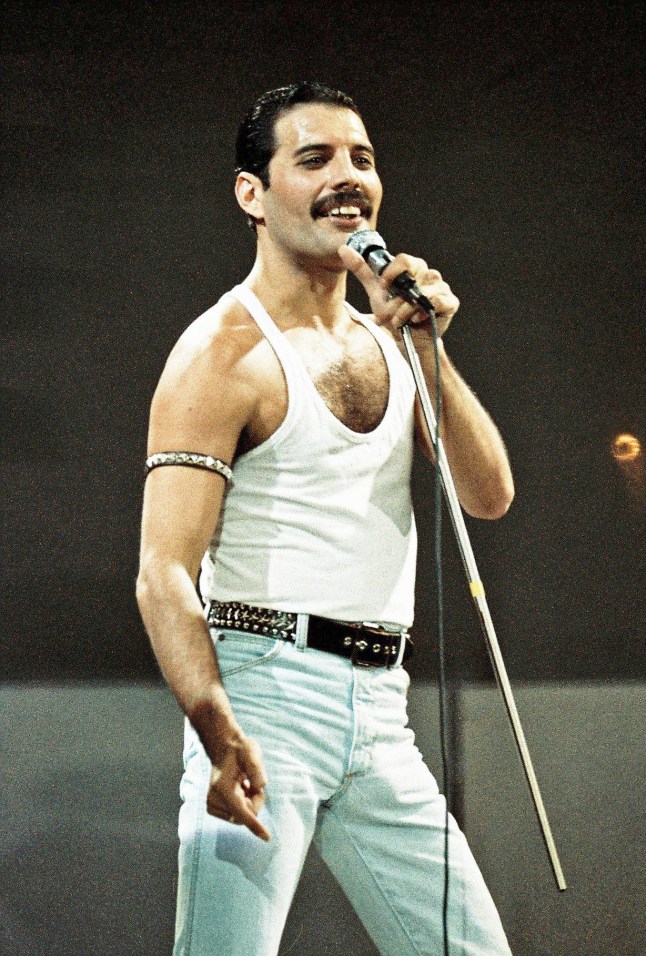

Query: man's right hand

[206,736,272,842]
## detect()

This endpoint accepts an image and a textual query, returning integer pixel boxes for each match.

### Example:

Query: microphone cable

[427,310,451,956]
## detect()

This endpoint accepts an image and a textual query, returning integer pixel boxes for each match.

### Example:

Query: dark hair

[235,82,361,231]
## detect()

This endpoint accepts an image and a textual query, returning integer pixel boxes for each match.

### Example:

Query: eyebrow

[292,142,375,158]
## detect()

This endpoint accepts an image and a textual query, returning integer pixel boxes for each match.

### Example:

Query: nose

[327,150,362,190]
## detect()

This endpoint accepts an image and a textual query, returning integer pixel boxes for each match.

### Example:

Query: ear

[235,172,266,226]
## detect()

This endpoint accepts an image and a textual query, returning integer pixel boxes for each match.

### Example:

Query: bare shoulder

[148,294,265,457]
[162,294,264,385]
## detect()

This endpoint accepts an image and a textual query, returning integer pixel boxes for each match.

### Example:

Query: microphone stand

[400,322,567,892]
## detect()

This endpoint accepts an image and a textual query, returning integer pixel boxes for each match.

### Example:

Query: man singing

[137,81,514,955]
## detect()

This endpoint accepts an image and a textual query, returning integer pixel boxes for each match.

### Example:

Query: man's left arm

[338,243,515,520]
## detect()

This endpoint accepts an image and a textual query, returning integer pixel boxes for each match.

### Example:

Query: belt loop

[295,613,309,651]
[392,633,407,668]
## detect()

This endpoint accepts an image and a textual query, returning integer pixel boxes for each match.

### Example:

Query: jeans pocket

[214,629,284,677]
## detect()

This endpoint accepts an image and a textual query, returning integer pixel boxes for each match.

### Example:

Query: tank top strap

[227,284,302,376]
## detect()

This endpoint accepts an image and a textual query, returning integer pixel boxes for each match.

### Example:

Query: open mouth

[313,192,372,222]
[324,206,363,220]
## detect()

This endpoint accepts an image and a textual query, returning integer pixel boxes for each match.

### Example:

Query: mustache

[311,190,372,218]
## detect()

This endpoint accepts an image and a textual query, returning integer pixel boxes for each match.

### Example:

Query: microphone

[346,230,435,315]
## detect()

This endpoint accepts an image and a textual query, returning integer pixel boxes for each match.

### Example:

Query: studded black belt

[206,601,413,669]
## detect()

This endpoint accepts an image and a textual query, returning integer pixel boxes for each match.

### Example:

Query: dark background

[2,1,644,680]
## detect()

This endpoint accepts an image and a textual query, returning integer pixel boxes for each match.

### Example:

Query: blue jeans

[173,628,511,955]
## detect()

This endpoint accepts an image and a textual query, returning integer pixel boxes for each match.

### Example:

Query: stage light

[611,433,642,463]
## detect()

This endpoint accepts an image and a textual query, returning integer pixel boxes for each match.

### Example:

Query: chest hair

[296,324,390,434]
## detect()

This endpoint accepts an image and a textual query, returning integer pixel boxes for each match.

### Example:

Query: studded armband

[144,452,233,483]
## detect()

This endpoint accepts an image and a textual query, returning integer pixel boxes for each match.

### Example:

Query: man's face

[258,103,383,266]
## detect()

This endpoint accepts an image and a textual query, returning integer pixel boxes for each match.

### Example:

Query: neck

[244,240,349,330]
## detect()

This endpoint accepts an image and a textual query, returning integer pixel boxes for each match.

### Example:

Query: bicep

[140,325,257,579]
[140,466,228,582]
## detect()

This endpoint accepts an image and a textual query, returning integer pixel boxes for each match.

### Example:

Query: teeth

[329,206,361,216]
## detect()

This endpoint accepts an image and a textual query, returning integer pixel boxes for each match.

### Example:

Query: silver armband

[144,452,233,483]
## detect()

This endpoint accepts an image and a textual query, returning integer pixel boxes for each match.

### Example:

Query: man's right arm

[136,304,271,840]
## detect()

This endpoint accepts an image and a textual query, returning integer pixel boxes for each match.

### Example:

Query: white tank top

[199,284,417,627]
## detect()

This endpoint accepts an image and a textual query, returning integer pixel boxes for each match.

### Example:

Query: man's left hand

[338,244,459,339]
